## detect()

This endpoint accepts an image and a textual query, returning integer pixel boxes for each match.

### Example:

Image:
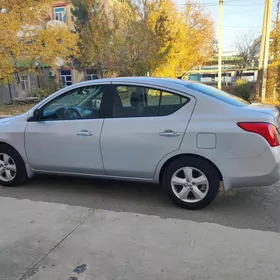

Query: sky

[176,0,279,54]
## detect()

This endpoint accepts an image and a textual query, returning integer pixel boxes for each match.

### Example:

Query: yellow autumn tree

[151,0,216,77]
[0,0,77,80]
[114,0,216,77]
[266,20,280,101]
[110,0,159,76]
[72,0,215,78]
[271,20,280,63]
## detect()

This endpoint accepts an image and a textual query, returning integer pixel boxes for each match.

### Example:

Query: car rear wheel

[162,156,220,210]
[0,146,27,187]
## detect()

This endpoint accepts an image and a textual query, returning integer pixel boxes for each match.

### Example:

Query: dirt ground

[0,104,35,116]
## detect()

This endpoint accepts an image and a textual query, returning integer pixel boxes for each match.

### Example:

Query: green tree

[71,0,113,77]
[236,78,251,101]
[71,0,91,31]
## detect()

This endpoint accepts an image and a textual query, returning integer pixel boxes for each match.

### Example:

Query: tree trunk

[37,75,41,88]
[7,78,13,105]
[98,65,103,78]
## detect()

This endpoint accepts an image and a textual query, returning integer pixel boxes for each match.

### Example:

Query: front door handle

[159,130,180,137]
[77,129,93,137]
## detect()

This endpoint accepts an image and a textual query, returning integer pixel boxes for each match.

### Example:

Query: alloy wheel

[171,166,209,203]
[0,153,17,182]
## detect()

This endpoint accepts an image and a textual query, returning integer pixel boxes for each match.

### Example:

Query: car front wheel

[162,156,220,210]
[0,146,27,187]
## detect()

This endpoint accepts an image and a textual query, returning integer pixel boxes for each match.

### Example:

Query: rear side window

[113,85,189,118]
[186,83,250,107]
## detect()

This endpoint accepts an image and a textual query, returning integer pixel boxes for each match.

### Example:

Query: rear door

[100,84,196,179]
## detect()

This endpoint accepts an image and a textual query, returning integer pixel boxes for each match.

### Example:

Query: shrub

[236,78,251,101]
[35,82,62,99]
[258,62,280,103]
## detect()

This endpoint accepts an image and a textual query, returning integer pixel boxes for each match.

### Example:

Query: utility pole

[273,84,276,104]
[261,0,273,102]
[257,0,268,98]
[218,0,223,90]
[277,0,280,58]
[277,0,280,22]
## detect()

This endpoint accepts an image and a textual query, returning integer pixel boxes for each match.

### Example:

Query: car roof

[74,76,195,90]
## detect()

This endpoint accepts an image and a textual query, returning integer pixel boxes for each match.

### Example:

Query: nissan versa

[0,77,279,209]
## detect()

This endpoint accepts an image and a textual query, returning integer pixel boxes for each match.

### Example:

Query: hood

[0,116,13,123]
[0,114,25,123]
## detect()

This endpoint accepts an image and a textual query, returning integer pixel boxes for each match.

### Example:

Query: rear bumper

[220,147,280,190]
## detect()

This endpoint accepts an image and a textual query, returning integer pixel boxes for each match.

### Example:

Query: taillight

[237,122,280,147]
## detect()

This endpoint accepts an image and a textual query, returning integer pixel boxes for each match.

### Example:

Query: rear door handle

[77,129,93,137]
[159,130,180,137]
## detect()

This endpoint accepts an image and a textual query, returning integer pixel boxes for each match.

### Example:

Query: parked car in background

[0,77,280,209]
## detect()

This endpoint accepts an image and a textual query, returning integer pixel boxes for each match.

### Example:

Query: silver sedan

[0,77,279,209]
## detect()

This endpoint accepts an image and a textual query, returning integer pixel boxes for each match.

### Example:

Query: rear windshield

[186,83,250,107]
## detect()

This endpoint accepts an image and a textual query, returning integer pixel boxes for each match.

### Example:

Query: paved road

[1,176,280,232]
[1,176,280,280]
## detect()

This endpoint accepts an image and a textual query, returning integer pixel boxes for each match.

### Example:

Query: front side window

[54,6,66,22]
[113,85,189,118]
[60,70,72,87]
[41,85,104,121]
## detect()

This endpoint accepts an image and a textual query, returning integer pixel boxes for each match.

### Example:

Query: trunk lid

[247,102,280,128]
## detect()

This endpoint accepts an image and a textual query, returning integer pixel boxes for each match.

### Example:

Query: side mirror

[32,109,41,121]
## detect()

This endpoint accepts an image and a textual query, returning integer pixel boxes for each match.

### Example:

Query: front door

[101,84,195,179]
[25,84,109,175]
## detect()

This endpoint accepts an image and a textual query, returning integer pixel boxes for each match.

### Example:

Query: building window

[54,6,66,22]
[60,70,72,87]
[20,74,31,92]
[85,70,98,80]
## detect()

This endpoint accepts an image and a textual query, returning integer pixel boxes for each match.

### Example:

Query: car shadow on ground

[1,175,280,232]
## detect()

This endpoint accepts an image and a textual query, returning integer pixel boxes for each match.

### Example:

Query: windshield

[186,83,250,107]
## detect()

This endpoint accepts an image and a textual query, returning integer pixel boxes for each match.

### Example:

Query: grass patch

[0,104,35,116]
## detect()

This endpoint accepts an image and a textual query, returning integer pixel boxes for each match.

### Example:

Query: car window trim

[111,81,191,99]
[110,83,191,119]
[27,84,113,122]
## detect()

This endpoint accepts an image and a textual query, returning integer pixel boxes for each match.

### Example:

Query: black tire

[162,156,220,210]
[0,145,27,187]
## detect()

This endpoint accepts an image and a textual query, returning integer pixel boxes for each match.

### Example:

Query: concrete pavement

[1,176,280,232]
[0,197,92,280]
[1,188,280,280]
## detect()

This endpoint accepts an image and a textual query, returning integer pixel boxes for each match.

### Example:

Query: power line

[177,2,266,6]
[225,3,265,6]
[177,0,278,6]
[193,0,264,3]
[224,8,261,15]
[215,25,261,28]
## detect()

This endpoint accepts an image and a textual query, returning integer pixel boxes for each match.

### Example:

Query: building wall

[52,0,75,30]
[185,69,258,84]
[0,71,49,104]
